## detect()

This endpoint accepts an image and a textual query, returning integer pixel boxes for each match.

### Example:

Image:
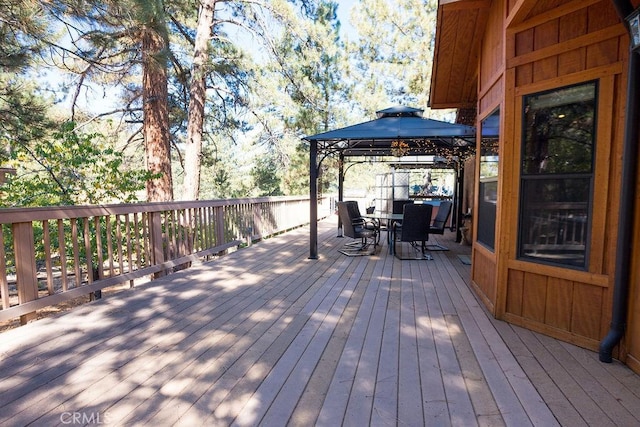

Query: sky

[336,0,358,40]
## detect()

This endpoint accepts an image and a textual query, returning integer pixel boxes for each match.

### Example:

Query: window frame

[477,109,500,251]
[517,80,598,270]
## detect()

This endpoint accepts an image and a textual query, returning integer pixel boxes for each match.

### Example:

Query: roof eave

[429,0,491,110]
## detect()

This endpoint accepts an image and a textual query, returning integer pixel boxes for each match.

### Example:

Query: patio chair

[393,203,433,260]
[337,201,378,256]
[391,199,414,229]
[393,199,414,216]
[344,200,380,245]
[427,201,453,251]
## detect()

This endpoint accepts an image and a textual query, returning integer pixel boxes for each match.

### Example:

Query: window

[518,81,597,269]
[477,110,499,250]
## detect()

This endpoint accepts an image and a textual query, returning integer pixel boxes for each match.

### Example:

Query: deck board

[0,216,639,426]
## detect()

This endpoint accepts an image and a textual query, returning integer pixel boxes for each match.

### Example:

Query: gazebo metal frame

[304,106,481,259]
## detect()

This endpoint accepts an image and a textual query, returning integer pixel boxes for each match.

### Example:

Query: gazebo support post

[455,162,464,242]
[337,154,345,237]
[309,140,318,259]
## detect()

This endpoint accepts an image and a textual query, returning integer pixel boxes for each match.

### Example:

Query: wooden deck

[1,216,639,426]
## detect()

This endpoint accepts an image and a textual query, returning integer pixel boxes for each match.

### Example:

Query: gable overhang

[429,0,491,110]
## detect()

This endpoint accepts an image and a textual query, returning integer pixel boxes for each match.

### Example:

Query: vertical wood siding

[472,0,629,351]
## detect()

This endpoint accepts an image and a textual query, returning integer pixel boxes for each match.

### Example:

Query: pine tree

[41,0,174,201]
[247,0,350,195]
[348,0,439,114]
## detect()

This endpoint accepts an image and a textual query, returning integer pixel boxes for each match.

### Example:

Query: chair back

[393,199,414,214]
[337,201,357,238]
[344,200,362,219]
[431,201,453,232]
[400,204,433,242]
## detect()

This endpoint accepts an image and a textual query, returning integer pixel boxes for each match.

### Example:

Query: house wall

[471,0,635,357]
[630,179,640,371]
[471,0,505,316]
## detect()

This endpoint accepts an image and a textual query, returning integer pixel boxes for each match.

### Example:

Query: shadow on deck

[0,216,638,426]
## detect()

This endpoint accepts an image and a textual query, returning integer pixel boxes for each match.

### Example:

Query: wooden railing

[0,196,333,324]
[521,202,588,267]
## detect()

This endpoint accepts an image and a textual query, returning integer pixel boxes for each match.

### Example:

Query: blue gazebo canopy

[304,106,477,158]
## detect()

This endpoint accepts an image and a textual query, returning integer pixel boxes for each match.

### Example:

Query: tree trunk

[182,0,217,201]
[142,26,174,202]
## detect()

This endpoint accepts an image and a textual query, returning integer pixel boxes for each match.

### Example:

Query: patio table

[363,212,404,253]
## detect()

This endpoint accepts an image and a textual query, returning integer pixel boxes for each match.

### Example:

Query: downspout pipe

[600,0,640,363]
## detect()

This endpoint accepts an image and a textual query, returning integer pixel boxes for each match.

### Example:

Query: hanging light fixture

[390,140,409,157]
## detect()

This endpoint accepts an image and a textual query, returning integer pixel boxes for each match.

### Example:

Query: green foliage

[282,142,311,196]
[244,1,349,196]
[1,121,156,207]
[0,0,449,205]
[278,0,348,134]
[0,0,49,71]
[0,75,51,164]
[251,155,283,196]
[348,0,439,113]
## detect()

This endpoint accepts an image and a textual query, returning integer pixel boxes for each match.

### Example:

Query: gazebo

[303,106,479,259]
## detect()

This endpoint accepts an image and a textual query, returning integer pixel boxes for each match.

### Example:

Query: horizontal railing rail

[0,196,334,324]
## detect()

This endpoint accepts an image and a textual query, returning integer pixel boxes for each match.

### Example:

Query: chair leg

[394,240,433,260]
[421,240,433,260]
[425,244,449,251]
[339,236,377,257]
[425,236,449,251]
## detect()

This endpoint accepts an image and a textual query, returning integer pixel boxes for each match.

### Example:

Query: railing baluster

[0,227,9,310]
[190,208,197,252]
[70,218,81,288]
[95,217,104,279]
[116,215,124,275]
[186,208,192,254]
[182,208,188,255]
[215,206,224,251]
[125,214,134,288]
[84,217,99,300]
[106,216,114,278]
[142,212,150,268]
[57,219,68,292]
[212,206,219,247]
[42,220,54,296]
[84,217,92,285]
[180,209,187,256]
[190,208,195,252]
[197,207,204,252]
[133,212,142,270]
[170,210,177,260]
[149,211,165,278]
[124,215,133,273]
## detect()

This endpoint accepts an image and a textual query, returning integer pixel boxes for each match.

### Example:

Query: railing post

[149,211,166,278]
[13,222,38,324]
